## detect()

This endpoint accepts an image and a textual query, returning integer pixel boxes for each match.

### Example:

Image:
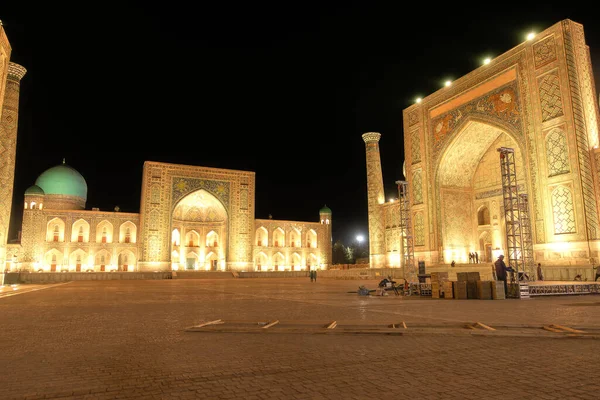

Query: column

[362,132,386,268]
[0,62,27,268]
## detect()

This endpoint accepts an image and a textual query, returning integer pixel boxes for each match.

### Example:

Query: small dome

[34,160,88,200]
[320,204,332,214]
[25,185,45,195]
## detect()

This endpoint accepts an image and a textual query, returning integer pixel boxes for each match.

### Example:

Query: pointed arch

[69,248,88,271]
[255,226,268,246]
[118,250,136,272]
[119,221,137,244]
[95,249,112,272]
[206,230,219,247]
[96,220,114,243]
[477,205,491,225]
[273,227,285,247]
[71,219,90,243]
[185,229,200,247]
[306,229,317,248]
[255,251,268,271]
[171,228,181,247]
[46,218,65,242]
[44,248,64,272]
[289,228,301,247]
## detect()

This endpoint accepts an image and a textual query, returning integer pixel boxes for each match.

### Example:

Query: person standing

[309,270,314,282]
[475,252,479,263]
[594,265,600,282]
[494,255,511,296]
[313,269,317,282]
[537,263,544,281]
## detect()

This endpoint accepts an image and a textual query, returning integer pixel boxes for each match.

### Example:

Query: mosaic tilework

[534,35,557,69]
[412,171,423,205]
[411,128,421,164]
[545,127,570,177]
[414,212,425,246]
[538,71,564,122]
[563,21,599,239]
[551,186,576,234]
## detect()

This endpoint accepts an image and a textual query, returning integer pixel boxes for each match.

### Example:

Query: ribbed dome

[34,160,88,200]
[24,185,45,195]
[319,204,332,214]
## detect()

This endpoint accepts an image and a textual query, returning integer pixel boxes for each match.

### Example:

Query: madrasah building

[0,24,332,274]
[363,19,600,281]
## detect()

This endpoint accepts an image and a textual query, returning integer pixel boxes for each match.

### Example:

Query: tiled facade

[366,20,600,278]
[0,29,332,273]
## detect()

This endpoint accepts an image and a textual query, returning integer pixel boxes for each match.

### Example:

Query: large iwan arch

[364,20,600,280]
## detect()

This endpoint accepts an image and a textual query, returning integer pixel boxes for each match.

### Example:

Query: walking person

[313,269,317,282]
[475,252,479,264]
[537,263,544,281]
[309,270,314,282]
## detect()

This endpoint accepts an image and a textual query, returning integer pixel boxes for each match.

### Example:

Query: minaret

[0,62,27,268]
[362,132,386,268]
[318,205,332,269]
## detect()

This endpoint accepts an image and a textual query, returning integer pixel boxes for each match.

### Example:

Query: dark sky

[2,2,599,245]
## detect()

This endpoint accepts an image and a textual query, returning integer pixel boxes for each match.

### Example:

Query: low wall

[238,268,402,280]
[6,271,172,284]
[173,271,236,279]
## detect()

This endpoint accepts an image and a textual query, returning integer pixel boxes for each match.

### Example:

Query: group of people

[309,269,317,282]
[468,252,480,263]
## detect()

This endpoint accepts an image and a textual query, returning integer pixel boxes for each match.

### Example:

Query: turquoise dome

[34,161,88,200]
[24,185,45,195]
[320,204,332,214]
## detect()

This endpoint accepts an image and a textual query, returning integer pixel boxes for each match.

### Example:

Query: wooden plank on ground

[194,319,224,328]
[475,322,496,331]
[550,324,584,333]
[262,320,280,329]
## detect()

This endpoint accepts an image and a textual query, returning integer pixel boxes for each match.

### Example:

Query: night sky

[2,2,599,245]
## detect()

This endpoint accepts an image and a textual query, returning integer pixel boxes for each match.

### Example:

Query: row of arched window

[46,218,137,244]
[255,227,318,248]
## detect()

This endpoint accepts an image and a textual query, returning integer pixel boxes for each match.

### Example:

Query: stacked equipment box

[492,281,506,299]
[477,281,493,300]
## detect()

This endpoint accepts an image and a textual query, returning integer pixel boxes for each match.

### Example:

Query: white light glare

[483,57,491,65]
[416,97,422,103]
[356,235,364,243]
[526,32,536,41]
[445,80,452,87]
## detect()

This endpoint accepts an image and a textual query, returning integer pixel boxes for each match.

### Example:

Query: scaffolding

[396,180,417,282]
[497,147,528,299]
[519,193,536,282]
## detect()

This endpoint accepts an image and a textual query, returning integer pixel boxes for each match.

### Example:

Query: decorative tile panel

[414,212,425,246]
[545,127,570,177]
[551,186,576,234]
[411,128,421,164]
[538,71,564,122]
[533,35,557,69]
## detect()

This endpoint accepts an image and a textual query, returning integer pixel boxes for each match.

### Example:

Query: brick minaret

[0,62,27,268]
[362,132,386,268]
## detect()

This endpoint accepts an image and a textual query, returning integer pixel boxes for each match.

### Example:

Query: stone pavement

[0,278,598,399]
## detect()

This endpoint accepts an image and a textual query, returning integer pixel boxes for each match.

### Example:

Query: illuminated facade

[0,28,332,274]
[366,19,600,279]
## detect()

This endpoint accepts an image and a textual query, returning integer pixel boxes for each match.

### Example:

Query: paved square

[1,278,598,399]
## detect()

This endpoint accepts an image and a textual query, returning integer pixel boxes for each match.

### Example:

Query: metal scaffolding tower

[497,147,528,298]
[519,193,536,282]
[396,180,417,282]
